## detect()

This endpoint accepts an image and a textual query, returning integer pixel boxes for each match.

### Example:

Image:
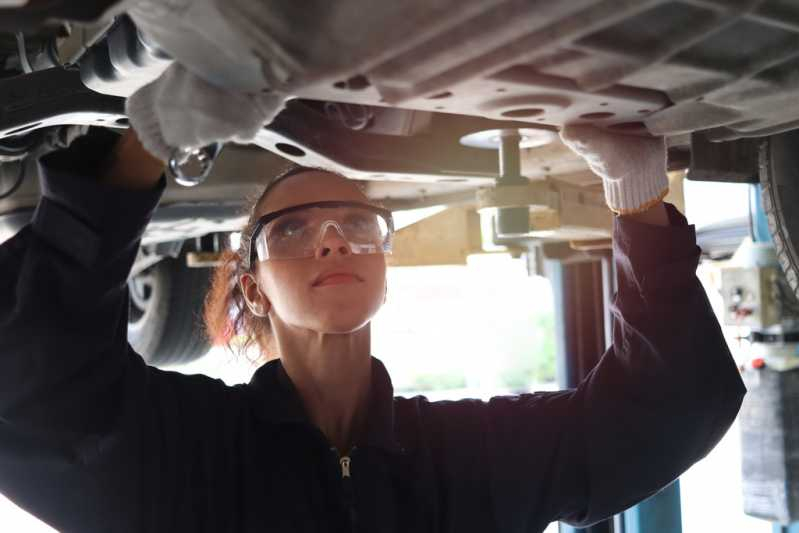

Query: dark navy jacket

[0,130,746,532]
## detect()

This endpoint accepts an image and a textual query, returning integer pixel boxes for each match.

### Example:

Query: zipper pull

[338,451,357,531]
[340,456,351,478]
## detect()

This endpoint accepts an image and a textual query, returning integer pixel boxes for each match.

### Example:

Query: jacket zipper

[333,446,358,532]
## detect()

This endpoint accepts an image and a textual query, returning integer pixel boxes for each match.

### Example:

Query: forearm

[99,128,165,190]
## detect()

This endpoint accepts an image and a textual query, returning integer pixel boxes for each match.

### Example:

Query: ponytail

[203,247,275,361]
[204,249,241,347]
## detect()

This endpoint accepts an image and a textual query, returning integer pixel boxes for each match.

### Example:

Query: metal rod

[498,132,522,182]
[495,131,528,236]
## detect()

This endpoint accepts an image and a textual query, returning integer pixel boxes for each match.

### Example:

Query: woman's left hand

[560,125,670,221]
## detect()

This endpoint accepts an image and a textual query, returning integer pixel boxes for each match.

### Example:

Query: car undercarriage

[2,0,799,364]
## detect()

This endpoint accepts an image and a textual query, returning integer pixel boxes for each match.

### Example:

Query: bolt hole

[438,178,467,183]
[496,87,507,93]
[579,112,615,120]
[608,121,647,132]
[435,106,445,110]
[600,102,609,106]
[275,143,306,157]
[501,108,544,118]
[428,91,453,99]
[333,74,371,91]
[637,109,651,115]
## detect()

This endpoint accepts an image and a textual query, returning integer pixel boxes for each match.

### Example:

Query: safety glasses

[246,201,394,267]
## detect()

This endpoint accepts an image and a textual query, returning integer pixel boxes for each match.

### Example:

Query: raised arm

[0,128,232,532]
[423,128,745,532]
[536,205,744,526]
[505,128,745,527]
[423,204,745,531]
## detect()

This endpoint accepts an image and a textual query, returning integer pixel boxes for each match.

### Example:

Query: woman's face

[247,170,387,334]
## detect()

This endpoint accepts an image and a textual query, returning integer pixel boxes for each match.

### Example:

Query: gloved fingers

[561,124,666,158]
[560,124,627,160]
[144,64,238,149]
[154,64,235,150]
[560,124,666,181]
[252,91,288,125]
[559,124,596,155]
[231,91,288,143]
[561,125,617,181]
[125,78,172,162]
[560,123,669,213]
[125,63,287,162]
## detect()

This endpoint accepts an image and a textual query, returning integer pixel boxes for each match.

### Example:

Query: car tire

[760,129,799,298]
[127,253,212,367]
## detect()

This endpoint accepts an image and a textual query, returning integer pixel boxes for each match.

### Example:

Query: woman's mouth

[312,273,363,287]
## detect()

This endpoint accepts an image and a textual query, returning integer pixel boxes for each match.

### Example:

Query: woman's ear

[240,271,271,318]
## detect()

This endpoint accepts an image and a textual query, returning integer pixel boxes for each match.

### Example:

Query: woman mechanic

[0,5,745,533]
[0,123,746,532]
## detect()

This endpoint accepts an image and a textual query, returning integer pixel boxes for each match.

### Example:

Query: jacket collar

[247,356,404,455]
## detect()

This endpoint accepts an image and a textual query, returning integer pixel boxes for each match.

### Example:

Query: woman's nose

[315,223,351,258]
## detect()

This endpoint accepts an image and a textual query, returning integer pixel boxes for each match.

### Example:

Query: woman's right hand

[100,127,166,190]
[0,127,177,531]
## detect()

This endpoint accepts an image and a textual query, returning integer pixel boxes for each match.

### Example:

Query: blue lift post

[546,247,682,533]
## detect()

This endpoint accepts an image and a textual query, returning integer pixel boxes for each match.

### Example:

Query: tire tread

[760,137,799,297]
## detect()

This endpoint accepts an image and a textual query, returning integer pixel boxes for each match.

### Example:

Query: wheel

[127,253,212,367]
[759,130,799,298]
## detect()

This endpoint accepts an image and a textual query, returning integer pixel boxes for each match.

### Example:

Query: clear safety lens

[255,205,392,261]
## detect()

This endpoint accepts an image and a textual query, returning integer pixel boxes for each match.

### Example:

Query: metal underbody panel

[279,0,799,143]
[73,0,799,144]
[4,1,798,168]
[2,0,798,249]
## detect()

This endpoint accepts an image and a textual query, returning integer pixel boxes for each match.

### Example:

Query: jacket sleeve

[0,129,233,532]
[438,204,746,531]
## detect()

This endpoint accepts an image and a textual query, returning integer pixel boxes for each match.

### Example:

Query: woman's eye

[344,215,382,240]
[272,218,306,238]
[345,214,372,229]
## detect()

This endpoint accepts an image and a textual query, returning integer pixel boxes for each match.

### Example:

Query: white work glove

[560,125,669,215]
[125,63,285,163]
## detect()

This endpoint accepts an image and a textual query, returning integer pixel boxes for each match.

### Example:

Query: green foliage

[401,372,467,392]
[391,312,557,395]
[498,313,556,391]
